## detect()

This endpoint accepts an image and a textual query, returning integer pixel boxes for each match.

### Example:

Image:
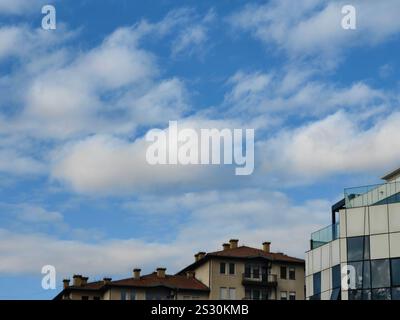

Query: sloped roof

[177,245,304,275]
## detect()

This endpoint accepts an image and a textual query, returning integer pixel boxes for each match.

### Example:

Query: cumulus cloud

[0,189,330,276]
[223,68,387,118]
[260,110,400,182]
[0,0,49,15]
[229,0,400,65]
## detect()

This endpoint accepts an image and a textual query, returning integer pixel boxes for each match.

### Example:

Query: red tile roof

[110,272,209,291]
[207,246,305,263]
[177,246,304,275]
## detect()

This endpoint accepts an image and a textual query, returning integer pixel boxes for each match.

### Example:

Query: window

[289,267,295,280]
[313,272,321,295]
[280,266,287,279]
[371,259,390,288]
[347,261,363,289]
[349,289,371,300]
[332,264,341,289]
[229,288,236,300]
[120,289,127,300]
[391,258,400,286]
[229,263,235,275]
[280,291,287,300]
[347,236,369,262]
[253,289,260,300]
[81,296,89,300]
[253,266,260,279]
[220,287,227,300]
[93,296,100,300]
[289,292,296,300]
[220,262,226,274]
[372,288,391,300]
[392,288,400,300]
[330,288,340,300]
[244,265,251,278]
[130,289,136,300]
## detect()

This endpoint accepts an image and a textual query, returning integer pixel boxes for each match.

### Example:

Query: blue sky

[0,0,400,299]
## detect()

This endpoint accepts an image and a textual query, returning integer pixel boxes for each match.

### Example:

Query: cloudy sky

[0,0,400,299]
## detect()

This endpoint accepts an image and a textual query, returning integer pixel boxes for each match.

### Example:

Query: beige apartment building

[54,239,305,300]
[178,239,305,300]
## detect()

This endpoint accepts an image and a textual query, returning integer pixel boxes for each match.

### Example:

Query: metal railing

[310,222,339,249]
[345,181,400,208]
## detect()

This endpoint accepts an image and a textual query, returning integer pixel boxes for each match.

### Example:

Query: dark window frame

[220,262,226,274]
[280,266,287,279]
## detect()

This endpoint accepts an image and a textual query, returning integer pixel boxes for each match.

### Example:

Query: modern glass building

[305,168,400,300]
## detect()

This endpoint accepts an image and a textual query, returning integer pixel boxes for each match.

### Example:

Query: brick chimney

[263,241,271,253]
[157,268,166,278]
[63,279,70,289]
[186,271,195,279]
[81,276,88,286]
[72,275,82,287]
[222,243,230,251]
[194,253,199,262]
[133,268,141,280]
[229,239,239,249]
[103,277,112,285]
[197,252,206,260]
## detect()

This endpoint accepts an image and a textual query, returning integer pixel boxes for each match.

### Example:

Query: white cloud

[50,134,212,195]
[0,189,330,276]
[229,0,400,65]
[0,0,49,15]
[0,149,45,175]
[224,69,387,118]
[259,110,400,182]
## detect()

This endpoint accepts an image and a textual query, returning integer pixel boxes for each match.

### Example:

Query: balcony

[242,273,277,287]
[345,181,400,209]
[310,222,339,249]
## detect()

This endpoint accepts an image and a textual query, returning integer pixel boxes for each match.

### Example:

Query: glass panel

[348,290,362,300]
[362,290,372,300]
[332,265,341,289]
[313,272,321,295]
[372,288,391,300]
[391,258,400,286]
[362,261,371,289]
[348,261,363,289]
[391,288,400,300]
[364,236,370,260]
[330,288,340,300]
[347,237,364,262]
[371,259,390,288]
[311,222,339,249]
[345,181,400,208]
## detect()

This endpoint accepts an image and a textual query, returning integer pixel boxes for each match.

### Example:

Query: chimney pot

[63,279,70,289]
[263,241,271,253]
[72,274,82,287]
[103,277,112,285]
[186,271,195,279]
[81,276,88,286]
[133,268,141,280]
[222,243,230,251]
[229,239,239,249]
[197,252,206,260]
[156,268,166,278]
[194,253,199,262]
